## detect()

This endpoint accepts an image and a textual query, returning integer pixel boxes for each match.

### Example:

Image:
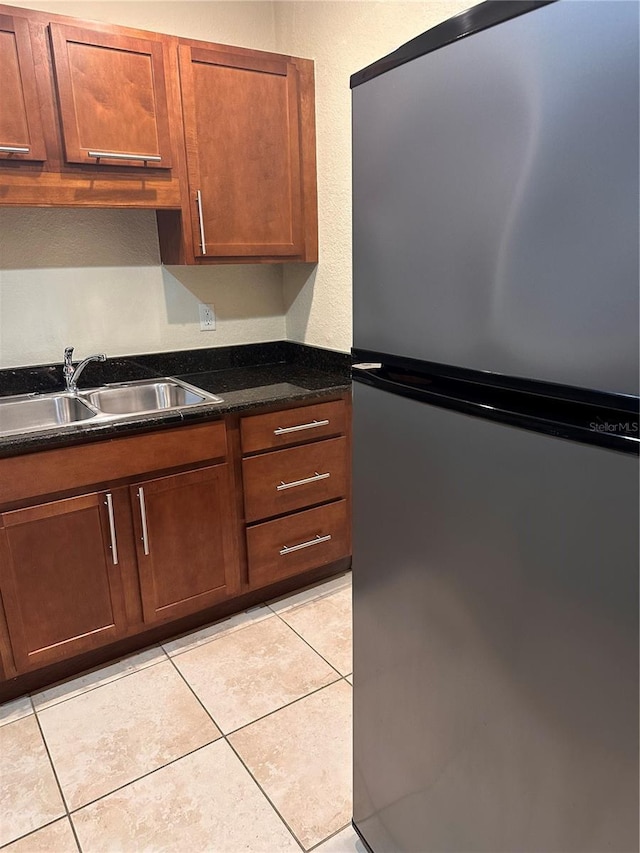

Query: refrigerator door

[352,1,639,396]
[352,380,639,852]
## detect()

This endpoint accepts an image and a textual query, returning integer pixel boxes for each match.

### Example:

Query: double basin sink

[0,378,223,438]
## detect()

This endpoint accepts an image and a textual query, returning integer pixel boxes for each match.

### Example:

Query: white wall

[0,0,476,368]
[275,0,475,353]
[0,1,284,368]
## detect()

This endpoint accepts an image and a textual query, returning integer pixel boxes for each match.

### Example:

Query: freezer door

[352,1,639,396]
[353,381,639,852]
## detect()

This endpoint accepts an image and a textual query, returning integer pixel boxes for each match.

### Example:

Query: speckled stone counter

[0,342,351,458]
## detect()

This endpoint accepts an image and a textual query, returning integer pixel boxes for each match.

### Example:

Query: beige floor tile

[229,680,353,850]
[0,716,66,847]
[37,660,220,810]
[31,645,166,712]
[173,615,339,733]
[268,571,351,615]
[72,739,300,853]
[1,819,78,853]
[162,605,271,657]
[345,674,353,685]
[278,586,352,675]
[313,825,367,852]
[0,694,33,727]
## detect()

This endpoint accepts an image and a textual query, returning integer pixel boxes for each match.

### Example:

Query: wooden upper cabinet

[49,23,172,169]
[0,13,46,161]
[0,4,317,253]
[178,44,314,260]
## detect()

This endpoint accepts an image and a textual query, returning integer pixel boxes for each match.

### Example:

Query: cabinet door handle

[88,150,162,163]
[137,487,150,555]
[274,419,329,436]
[0,145,30,154]
[276,471,330,491]
[196,189,207,254]
[280,533,332,555]
[104,493,119,566]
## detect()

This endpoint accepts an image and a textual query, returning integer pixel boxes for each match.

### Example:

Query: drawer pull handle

[274,419,329,436]
[0,145,30,154]
[137,487,150,556]
[104,493,119,566]
[277,471,330,491]
[88,150,162,163]
[280,533,332,555]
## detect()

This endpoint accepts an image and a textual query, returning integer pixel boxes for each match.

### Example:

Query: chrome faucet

[63,346,107,393]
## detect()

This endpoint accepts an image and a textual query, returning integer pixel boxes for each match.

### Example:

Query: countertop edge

[0,378,351,460]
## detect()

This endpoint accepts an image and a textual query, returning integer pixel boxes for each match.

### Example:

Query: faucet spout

[63,347,107,392]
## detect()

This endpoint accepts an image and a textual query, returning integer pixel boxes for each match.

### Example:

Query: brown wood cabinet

[0,12,46,162]
[246,500,349,589]
[243,437,348,523]
[240,399,351,590]
[0,394,349,695]
[0,492,127,672]
[0,5,182,209]
[49,24,173,169]
[0,3,318,263]
[174,43,315,262]
[0,421,233,675]
[132,465,239,624]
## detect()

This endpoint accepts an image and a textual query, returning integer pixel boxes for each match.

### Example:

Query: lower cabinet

[0,394,351,691]
[240,397,352,590]
[246,500,350,588]
[0,492,127,672]
[0,465,240,672]
[132,465,239,624]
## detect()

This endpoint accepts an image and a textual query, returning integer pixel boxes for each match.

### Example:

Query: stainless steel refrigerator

[351,2,639,851]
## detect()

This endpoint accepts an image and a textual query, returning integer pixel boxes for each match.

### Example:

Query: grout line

[265,573,352,617]
[66,738,220,815]
[0,693,37,729]
[224,675,344,738]
[272,610,346,679]
[165,645,334,742]
[224,739,306,853]
[0,816,73,852]
[166,654,306,851]
[29,647,170,714]
[163,607,272,660]
[305,820,354,851]
[165,653,226,734]
[31,703,82,853]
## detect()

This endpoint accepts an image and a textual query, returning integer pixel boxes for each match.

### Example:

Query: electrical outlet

[198,303,216,331]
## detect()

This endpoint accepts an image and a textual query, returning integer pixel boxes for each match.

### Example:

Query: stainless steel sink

[0,378,223,439]
[0,393,97,436]
[79,378,222,415]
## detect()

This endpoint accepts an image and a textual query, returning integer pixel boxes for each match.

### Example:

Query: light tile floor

[0,572,368,853]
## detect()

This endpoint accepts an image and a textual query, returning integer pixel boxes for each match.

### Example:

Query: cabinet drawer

[241,399,346,454]
[246,500,349,588]
[243,437,347,522]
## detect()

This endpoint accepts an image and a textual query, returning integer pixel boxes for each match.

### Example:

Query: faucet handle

[64,346,74,363]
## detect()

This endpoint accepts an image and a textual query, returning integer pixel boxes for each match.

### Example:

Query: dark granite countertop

[0,342,351,459]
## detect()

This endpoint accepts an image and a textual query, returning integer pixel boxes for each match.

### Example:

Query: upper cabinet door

[0,13,46,162]
[49,23,172,169]
[179,45,305,258]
